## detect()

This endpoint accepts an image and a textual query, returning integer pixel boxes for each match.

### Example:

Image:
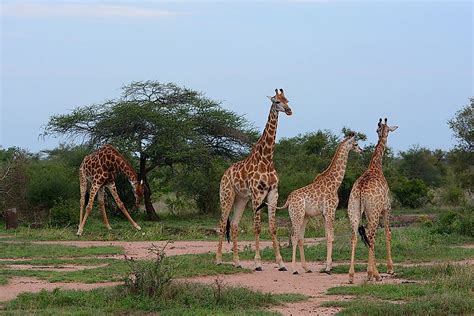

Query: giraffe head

[132,180,144,208]
[267,89,292,116]
[376,118,398,139]
[345,132,363,154]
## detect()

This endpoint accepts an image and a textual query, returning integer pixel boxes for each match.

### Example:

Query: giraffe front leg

[324,210,336,274]
[299,217,311,273]
[79,171,87,229]
[267,189,286,271]
[97,188,111,230]
[107,184,141,231]
[253,210,262,271]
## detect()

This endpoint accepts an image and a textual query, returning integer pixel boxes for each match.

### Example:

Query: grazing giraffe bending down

[216,89,293,271]
[275,133,363,274]
[77,144,144,236]
[347,118,398,283]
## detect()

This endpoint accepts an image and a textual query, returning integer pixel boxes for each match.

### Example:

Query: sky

[1,0,472,153]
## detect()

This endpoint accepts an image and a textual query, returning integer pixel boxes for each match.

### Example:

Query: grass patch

[325,264,474,315]
[0,242,123,259]
[0,253,249,284]
[227,226,473,264]
[4,282,306,315]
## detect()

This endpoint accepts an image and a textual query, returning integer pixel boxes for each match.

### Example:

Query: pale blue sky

[1,1,472,153]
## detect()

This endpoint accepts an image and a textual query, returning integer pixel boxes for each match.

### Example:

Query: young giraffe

[275,133,363,274]
[77,144,144,236]
[216,89,292,271]
[347,118,398,283]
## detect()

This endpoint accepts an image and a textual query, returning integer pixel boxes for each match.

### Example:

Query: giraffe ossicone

[216,89,292,271]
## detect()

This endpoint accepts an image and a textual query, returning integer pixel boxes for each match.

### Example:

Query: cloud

[1,3,181,18]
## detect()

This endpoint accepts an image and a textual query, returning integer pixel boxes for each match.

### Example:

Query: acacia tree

[43,81,256,220]
[448,98,473,151]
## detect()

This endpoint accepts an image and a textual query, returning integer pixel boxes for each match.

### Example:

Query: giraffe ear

[388,125,398,132]
[267,96,273,101]
[275,89,279,95]
[140,180,144,185]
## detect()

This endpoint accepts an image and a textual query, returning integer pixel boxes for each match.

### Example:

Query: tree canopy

[43,81,257,217]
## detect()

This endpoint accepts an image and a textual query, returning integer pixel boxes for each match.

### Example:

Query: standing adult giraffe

[216,89,293,271]
[276,133,363,275]
[347,118,398,283]
[77,144,144,236]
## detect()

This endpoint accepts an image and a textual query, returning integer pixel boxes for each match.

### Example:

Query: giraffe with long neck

[77,144,144,236]
[276,133,363,274]
[216,89,293,271]
[347,118,398,283]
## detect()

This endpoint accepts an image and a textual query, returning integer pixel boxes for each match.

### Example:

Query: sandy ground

[1,239,473,315]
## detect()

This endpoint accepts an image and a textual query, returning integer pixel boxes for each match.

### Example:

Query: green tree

[448,98,473,151]
[398,146,446,187]
[43,81,256,218]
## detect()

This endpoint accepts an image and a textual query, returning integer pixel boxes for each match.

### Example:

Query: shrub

[124,244,174,297]
[393,177,430,208]
[432,209,474,237]
[26,161,78,209]
[49,199,80,226]
[441,185,466,207]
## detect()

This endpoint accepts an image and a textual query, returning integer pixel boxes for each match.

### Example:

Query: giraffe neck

[250,108,279,162]
[368,137,387,173]
[108,148,139,183]
[318,140,351,188]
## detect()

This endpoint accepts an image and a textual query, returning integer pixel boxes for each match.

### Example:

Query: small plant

[124,243,174,297]
[213,276,226,304]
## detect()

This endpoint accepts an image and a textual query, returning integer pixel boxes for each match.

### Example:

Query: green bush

[441,185,466,207]
[124,245,174,297]
[393,177,430,208]
[26,161,78,209]
[432,209,474,237]
[49,199,80,226]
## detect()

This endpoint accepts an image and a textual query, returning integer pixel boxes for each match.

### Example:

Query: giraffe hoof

[255,267,263,271]
[76,230,83,236]
[305,269,313,274]
[106,225,112,230]
[292,271,299,275]
[135,225,142,231]
[278,267,288,272]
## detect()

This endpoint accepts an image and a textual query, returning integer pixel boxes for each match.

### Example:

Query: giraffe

[275,133,363,274]
[76,144,144,236]
[215,89,292,271]
[347,118,398,283]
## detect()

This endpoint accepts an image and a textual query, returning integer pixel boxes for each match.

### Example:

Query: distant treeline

[0,81,472,224]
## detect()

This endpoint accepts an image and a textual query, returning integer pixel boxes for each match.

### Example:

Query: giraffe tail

[358,226,370,247]
[265,199,289,210]
[225,218,231,243]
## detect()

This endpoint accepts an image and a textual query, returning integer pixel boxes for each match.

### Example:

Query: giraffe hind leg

[216,176,235,265]
[267,188,286,271]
